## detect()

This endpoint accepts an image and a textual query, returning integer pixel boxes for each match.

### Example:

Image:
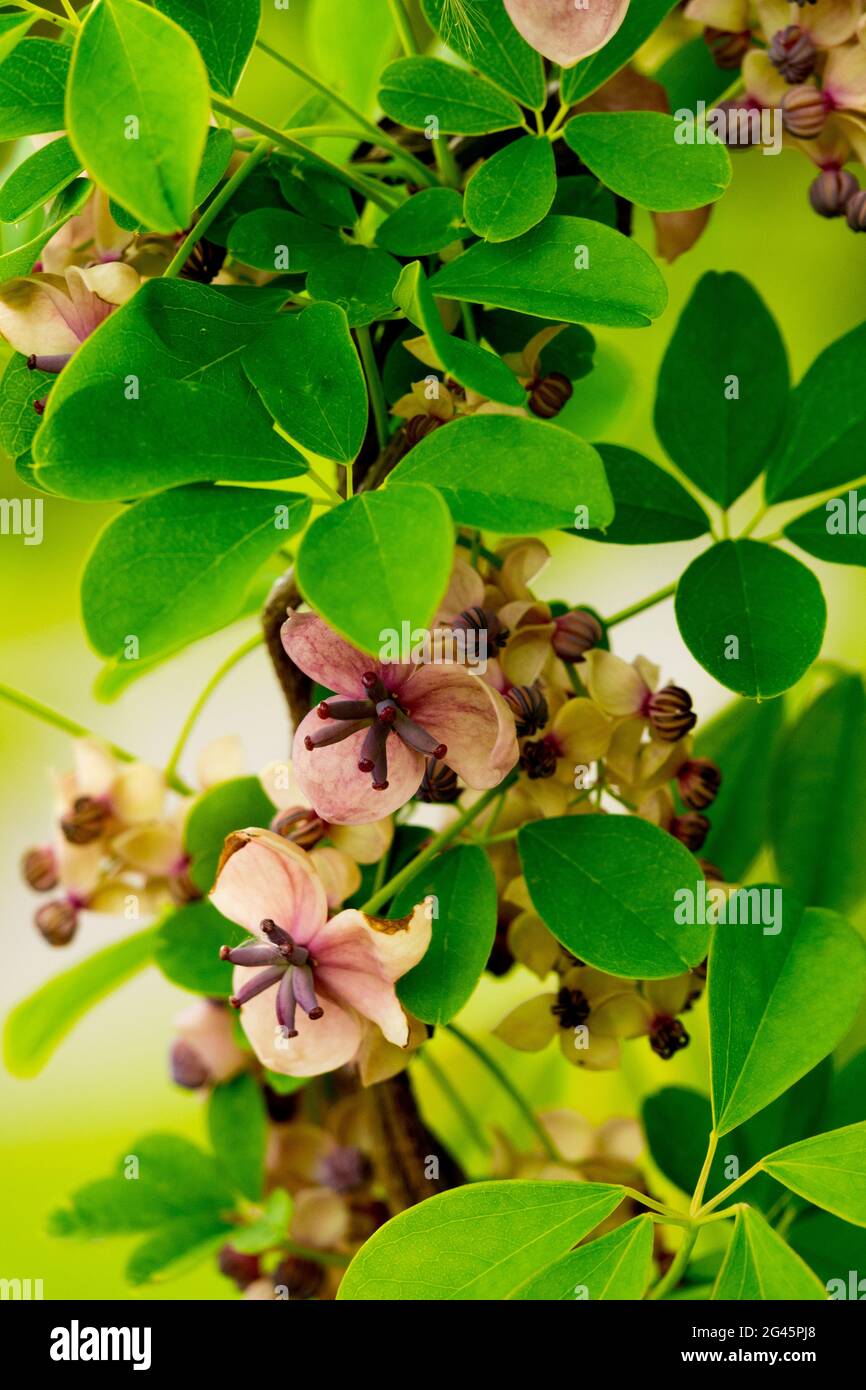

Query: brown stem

[261,568,311,732]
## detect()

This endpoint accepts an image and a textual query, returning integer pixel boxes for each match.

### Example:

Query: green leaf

[513,1215,654,1301]
[296,484,454,655]
[126,1213,234,1284]
[0,37,70,140]
[0,13,37,67]
[81,486,309,675]
[656,35,734,114]
[208,1073,266,1202]
[519,816,709,979]
[379,56,523,136]
[708,890,866,1135]
[785,488,866,567]
[788,1211,866,1292]
[712,1207,826,1301]
[562,0,678,105]
[429,215,668,329]
[376,187,464,256]
[0,179,93,282]
[273,152,358,229]
[394,261,526,407]
[675,540,826,699]
[827,1048,866,1130]
[227,206,340,272]
[0,137,82,223]
[769,675,866,913]
[694,695,785,880]
[3,926,156,1079]
[765,321,866,503]
[153,0,258,96]
[392,845,497,1026]
[762,1123,866,1227]
[579,444,709,545]
[338,1180,625,1300]
[565,112,730,213]
[422,0,545,109]
[231,1189,293,1254]
[0,354,54,461]
[66,0,210,233]
[655,272,789,509]
[34,378,307,500]
[154,900,245,996]
[306,242,402,328]
[390,414,614,534]
[242,303,368,463]
[108,126,236,236]
[185,776,277,893]
[464,136,556,243]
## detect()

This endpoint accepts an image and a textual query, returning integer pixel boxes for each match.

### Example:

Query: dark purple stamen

[307,672,449,791]
[276,969,298,1037]
[304,717,369,751]
[222,921,326,1033]
[229,965,286,1009]
[27,352,71,374]
[319,699,371,720]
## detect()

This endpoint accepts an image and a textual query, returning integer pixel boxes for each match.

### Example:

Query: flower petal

[583,649,649,717]
[309,845,361,908]
[196,735,246,790]
[552,697,614,762]
[281,610,390,699]
[399,663,518,788]
[435,555,485,623]
[503,0,630,67]
[210,828,328,942]
[235,969,362,1076]
[330,816,393,865]
[292,713,424,824]
[309,901,432,985]
[0,275,85,356]
[493,994,558,1051]
[824,42,866,111]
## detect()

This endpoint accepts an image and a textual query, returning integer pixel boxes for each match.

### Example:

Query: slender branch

[0,682,192,795]
[165,136,263,278]
[690,1130,719,1216]
[698,1161,763,1216]
[360,778,514,913]
[164,634,263,785]
[59,0,79,22]
[356,326,390,450]
[647,1224,698,1300]
[388,0,419,54]
[17,1,74,30]
[210,96,398,211]
[455,533,503,568]
[604,581,677,629]
[445,1023,562,1163]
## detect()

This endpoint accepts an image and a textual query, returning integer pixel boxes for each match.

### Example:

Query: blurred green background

[2,1,866,1299]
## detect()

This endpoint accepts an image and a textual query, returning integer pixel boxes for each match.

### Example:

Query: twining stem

[690,1130,719,1216]
[357,326,390,450]
[387,0,461,186]
[18,1,74,30]
[59,0,80,23]
[604,581,677,629]
[360,779,514,913]
[417,1050,492,1155]
[445,1023,562,1163]
[698,1160,763,1215]
[647,1224,699,1300]
[455,533,503,568]
[0,682,192,795]
[164,137,268,278]
[164,634,263,785]
[388,0,419,55]
[210,96,398,211]
[255,38,437,188]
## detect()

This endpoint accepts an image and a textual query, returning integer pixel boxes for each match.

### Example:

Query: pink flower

[0,263,139,371]
[281,612,518,825]
[503,0,630,66]
[211,829,431,1078]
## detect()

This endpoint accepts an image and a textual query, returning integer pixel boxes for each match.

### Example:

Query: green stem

[417,1050,491,1154]
[455,533,503,568]
[388,0,419,55]
[164,634,263,785]
[604,581,677,629]
[698,1160,763,1216]
[18,1,73,30]
[283,1240,350,1268]
[690,1131,719,1215]
[360,779,513,913]
[0,683,192,795]
[255,38,436,188]
[305,464,344,507]
[165,136,263,278]
[459,301,478,345]
[59,0,80,22]
[385,0,461,186]
[209,96,398,212]
[739,501,769,539]
[474,829,518,847]
[357,326,390,450]
[647,1224,698,1300]
[445,1023,561,1163]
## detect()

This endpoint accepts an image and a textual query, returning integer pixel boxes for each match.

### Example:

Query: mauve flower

[211,828,431,1077]
[0,262,139,370]
[281,611,518,825]
[504,0,630,66]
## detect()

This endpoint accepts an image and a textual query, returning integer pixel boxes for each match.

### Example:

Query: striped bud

[34,899,78,946]
[646,685,697,742]
[704,28,752,71]
[677,758,722,811]
[529,372,573,419]
[781,85,827,138]
[60,795,107,846]
[769,26,816,84]
[505,683,549,736]
[846,188,866,232]
[552,609,603,663]
[417,757,460,803]
[670,813,711,853]
[21,845,58,892]
[810,168,859,218]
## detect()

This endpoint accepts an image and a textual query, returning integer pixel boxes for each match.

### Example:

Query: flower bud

[676,758,722,811]
[21,845,58,892]
[34,898,78,946]
[529,372,573,419]
[451,604,509,657]
[670,813,711,853]
[846,188,866,231]
[505,683,549,736]
[781,85,827,138]
[169,1039,211,1090]
[704,28,752,70]
[552,609,603,663]
[218,1244,261,1291]
[519,737,558,780]
[273,1255,325,1302]
[810,168,859,218]
[60,794,108,846]
[270,806,328,849]
[404,414,444,449]
[713,98,762,150]
[417,756,460,803]
[317,1145,371,1193]
[769,25,816,84]
[649,1016,689,1061]
[646,685,696,742]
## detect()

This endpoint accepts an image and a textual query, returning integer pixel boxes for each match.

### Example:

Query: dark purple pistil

[221,918,324,1038]
[27,353,71,374]
[304,670,447,793]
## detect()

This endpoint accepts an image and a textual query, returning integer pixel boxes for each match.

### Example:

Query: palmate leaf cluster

[2,0,866,1302]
